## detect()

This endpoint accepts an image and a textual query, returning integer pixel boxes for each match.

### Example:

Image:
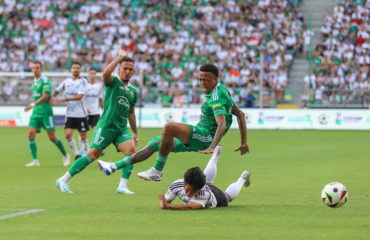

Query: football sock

[67,137,79,156]
[29,139,37,160]
[67,155,93,177]
[153,153,168,171]
[78,135,82,153]
[224,177,246,201]
[53,138,67,156]
[114,156,132,170]
[61,172,72,182]
[82,139,89,155]
[203,154,219,184]
[120,154,133,187]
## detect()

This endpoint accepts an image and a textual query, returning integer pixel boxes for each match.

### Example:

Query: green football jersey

[31,75,52,117]
[196,83,234,137]
[97,76,138,132]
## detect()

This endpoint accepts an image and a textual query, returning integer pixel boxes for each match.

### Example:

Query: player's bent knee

[163,122,178,133]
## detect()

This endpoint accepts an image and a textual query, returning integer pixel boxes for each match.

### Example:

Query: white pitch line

[0,209,44,220]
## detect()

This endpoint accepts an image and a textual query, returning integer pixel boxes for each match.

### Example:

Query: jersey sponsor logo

[130,91,134,97]
[117,96,130,108]
[212,103,221,108]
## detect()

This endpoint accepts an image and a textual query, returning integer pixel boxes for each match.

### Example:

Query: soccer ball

[321,182,348,208]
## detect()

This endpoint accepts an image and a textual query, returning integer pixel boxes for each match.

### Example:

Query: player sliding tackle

[98,63,249,182]
[56,49,139,193]
[158,146,251,210]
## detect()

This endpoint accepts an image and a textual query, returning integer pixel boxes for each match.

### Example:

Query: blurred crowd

[0,0,303,106]
[302,0,370,106]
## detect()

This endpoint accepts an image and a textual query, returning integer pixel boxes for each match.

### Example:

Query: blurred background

[0,0,369,110]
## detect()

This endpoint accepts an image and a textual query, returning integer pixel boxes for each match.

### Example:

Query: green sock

[29,139,37,160]
[67,155,92,176]
[121,154,134,179]
[115,156,132,170]
[153,153,168,171]
[53,138,67,156]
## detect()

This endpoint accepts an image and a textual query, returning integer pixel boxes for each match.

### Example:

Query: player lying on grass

[158,146,251,210]
[97,63,249,182]
[55,49,138,194]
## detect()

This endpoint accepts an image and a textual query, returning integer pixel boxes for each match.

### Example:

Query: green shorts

[147,125,213,153]
[29,114,55,132]
[90,126,133,152]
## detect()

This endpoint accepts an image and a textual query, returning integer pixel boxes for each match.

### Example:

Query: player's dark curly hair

[200,64,219,78]
[184,167,206,191]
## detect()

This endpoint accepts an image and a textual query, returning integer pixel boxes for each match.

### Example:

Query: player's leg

[116,139,136,194]
[203,145,223,184]
[224,170,251,202]
[79,131,89,156]
[47,130,70,166]
[65,128,80,159]
[26,126,39,166]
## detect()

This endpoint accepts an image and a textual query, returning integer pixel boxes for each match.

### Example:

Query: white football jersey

[165,178,217,209]
[85,81,104,115]
[56,77,88,118]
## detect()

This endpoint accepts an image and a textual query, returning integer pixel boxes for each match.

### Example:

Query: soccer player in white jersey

[81,68,105,156]
[51,62,89,161]
[158,146,251,210]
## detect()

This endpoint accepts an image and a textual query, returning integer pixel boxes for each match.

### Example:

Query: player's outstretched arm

[199,114,227,154]
[54,94,84,105]
[128,105,138,147]
[158,194,201,210]
[24,92,49,112]
[231,103,249,155]
[102,49,129,84]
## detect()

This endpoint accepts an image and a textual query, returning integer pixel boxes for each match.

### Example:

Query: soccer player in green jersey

[97,63,249,182]
[24,61,70,167]
[56,49,139,193]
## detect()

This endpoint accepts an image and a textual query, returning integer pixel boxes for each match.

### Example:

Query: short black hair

[184,167,206,191]
[120,56,134,64]
[89,67,97,72]
[71,62,81,67]
[200,64,219,78]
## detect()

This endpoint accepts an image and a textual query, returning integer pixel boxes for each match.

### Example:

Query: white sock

[118,178,128,188]
[203,155,219,184]
[61,172,72,182]
[78,135,82,153]
[224,177,246,201]
[67,137,79,156]
[82,139,89,155]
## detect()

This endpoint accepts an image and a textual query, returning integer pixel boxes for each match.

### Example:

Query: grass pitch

[0,127,369,239]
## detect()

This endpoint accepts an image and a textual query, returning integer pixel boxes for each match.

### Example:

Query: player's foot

[101,151,106,156]
[137,167,162,181]
[26,160,40,167]
[97,160,116,176]
[241,170,251,187]
[213,145,223,158]
[75,154,81,161]
[116,185,135,194]
[62,154,70,166]
[55,178,73,193]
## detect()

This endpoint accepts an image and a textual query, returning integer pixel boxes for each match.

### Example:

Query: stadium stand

[303,0,370,107]
[0,0,303,106]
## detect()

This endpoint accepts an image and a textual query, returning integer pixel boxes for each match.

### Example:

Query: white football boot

[26,160,40,167]
[62,154,71,166]
[241,170,251,187]
[137,167,162,181]
[55,178,73,193]
[97,160,116,176]
[116,186,135,194]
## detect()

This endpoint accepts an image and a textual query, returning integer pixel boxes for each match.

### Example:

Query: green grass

[0,127,369,239]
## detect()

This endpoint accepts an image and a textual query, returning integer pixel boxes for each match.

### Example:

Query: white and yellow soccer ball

[321,182,348,208]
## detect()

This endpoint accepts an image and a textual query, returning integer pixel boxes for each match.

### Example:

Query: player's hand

[49,97,54,105]
[198,147,215,154]
[54,98,65,105]
[158,194,167,209]
[24,105,33,112]
[133,133,138,147]
[234,142,249,155]
[117,48,129,60]
[86,107,91,114]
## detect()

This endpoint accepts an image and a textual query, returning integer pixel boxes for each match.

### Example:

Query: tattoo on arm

[52,90,59,97]
[232,104,247,144]
[209,114,227,148]
[128,106,137,134]
[130,146,155,164]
